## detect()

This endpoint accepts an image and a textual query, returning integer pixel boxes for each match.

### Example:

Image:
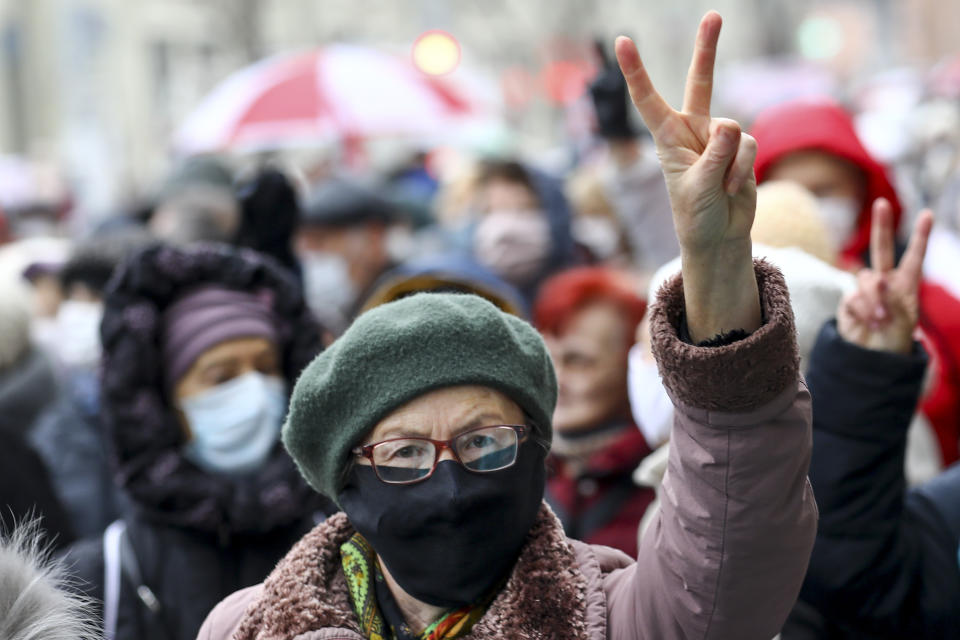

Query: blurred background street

[1,0,958,228]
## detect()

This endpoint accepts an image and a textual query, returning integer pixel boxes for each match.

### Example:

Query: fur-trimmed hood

[100,243,327,537]
[0,521,98,640]
[219,504,619,640]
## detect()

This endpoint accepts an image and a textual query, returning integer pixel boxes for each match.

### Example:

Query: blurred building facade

[0,0,957,218]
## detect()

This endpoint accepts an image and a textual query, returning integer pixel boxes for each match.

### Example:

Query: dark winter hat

[359,253,528,319]
[160,155,234,198]
[301,177,399,227]
[161,286,279,391]
[59,228,153,295]
[282,292,557,500]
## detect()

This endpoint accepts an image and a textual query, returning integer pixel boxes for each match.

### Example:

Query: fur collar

[234,503,593,640]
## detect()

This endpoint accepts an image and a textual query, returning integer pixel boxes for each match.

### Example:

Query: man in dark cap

[295,178,405,333]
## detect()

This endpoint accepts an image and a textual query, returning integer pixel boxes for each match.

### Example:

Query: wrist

[814,322,928,414]
[680,238,752,278]
[681,242,761,343]
[842,331,915,356]
[837,317,917,356]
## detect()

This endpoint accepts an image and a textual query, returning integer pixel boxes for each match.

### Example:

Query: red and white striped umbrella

[174,44,497,154]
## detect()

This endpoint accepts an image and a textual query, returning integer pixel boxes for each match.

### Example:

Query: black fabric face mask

[337,444,547,608]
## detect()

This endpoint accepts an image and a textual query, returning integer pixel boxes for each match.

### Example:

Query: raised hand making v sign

[838,198,934,354]
[615,12,760,343]
[603,14,816,640]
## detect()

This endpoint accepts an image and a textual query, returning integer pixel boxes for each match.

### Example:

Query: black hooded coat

[63,244,329,640]
[783,321,960,639]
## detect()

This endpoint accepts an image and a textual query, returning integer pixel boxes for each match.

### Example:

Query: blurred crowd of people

[2,16,960,640]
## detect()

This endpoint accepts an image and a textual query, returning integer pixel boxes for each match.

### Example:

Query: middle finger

[682,11,722,117]
[869,198,895,273]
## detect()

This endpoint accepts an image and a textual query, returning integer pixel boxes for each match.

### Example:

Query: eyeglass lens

[371,426,520,483]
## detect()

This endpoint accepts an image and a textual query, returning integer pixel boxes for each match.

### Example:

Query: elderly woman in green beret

[198,13,817,640]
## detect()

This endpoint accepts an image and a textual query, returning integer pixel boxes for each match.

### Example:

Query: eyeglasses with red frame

[352,424,528,484]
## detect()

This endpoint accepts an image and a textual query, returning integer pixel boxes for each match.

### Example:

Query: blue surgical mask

[180,372,287,475]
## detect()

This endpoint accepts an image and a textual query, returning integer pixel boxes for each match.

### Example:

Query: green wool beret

[282,292,557,500]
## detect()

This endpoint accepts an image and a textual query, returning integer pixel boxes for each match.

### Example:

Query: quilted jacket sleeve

[603,259,818,640]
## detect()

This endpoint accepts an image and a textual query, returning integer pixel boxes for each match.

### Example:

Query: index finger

[870,197,895,273]
[897,209,934,286]
[615,36,673,133]
[682,12,722,117]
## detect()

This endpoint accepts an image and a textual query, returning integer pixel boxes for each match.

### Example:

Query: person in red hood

[752,98,902,268]
[753,97,960,467]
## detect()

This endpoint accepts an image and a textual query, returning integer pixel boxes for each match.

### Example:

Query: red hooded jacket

[752,98,902,266]
[753,97,960,465]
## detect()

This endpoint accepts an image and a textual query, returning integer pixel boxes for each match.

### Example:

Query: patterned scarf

[340,533,494,640]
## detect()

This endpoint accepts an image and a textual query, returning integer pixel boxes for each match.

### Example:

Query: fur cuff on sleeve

[650,259,800,413]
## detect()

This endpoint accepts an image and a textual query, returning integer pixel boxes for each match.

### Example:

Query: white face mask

[180,372,287,475]
[55,300,104,370]
[572,216,621,261]
[815,196,860,249]
[31,317,60,360]
[627,344,674,448]
[473,210,552,286]
[922,141,956,191]
[300,251,357,329]
[385,225,415,263]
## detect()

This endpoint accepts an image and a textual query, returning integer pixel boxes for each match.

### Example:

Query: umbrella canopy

[175,44,498,154]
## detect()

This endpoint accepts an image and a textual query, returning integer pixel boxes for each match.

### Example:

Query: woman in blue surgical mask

[60,243,330,640]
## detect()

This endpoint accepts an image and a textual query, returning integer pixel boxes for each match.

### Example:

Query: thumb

[692,118,740,186]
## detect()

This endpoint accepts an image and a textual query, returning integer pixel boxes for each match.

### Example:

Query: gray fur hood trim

[0,520,99,640]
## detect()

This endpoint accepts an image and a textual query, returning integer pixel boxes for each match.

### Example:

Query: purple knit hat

[161,286,279,391]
